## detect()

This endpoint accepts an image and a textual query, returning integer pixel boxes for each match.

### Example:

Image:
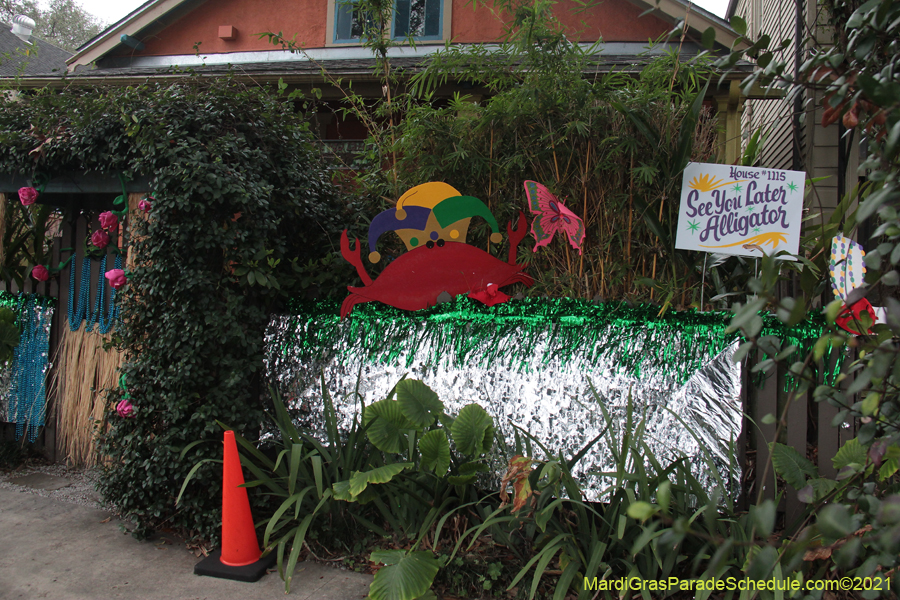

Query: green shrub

[0,77,344,540]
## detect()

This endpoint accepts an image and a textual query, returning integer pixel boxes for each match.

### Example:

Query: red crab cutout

[340,212,533,318]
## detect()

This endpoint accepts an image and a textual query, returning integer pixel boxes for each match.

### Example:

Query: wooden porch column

[715,80,745,165]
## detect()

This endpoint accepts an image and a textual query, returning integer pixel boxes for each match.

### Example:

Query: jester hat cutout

[367,182,503,263]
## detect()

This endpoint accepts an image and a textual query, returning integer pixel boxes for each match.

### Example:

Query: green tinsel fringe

[758,313,843,390]
[277,297,844,387]
[0,290,56,312]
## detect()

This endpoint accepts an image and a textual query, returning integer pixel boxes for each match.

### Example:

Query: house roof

[66,0,744,74]
[10,42,752,90]
[0,22,72,77]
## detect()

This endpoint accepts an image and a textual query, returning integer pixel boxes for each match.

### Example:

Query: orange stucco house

[18,0,751,162]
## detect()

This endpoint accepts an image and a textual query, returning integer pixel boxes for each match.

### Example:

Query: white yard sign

[675,162,805,258]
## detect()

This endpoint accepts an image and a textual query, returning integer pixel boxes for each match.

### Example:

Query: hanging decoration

[674,162,805,258]
[0,291,54,442]
[523,180,585,255]
[339,182,533,318]
[53,199,132,465]
[829,234,876,334]
[266,298,838,499]
[68,253,122,333]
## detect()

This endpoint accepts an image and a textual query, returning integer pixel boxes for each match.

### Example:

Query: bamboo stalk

[579,144,590,281]
[0,193,6,267]
[649,194,666,301]
[626,155,634,291]
[488,128,493,253]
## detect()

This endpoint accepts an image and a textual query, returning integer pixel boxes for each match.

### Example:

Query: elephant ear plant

[336,379,496,600]
[182,378,497,597]
[333,378,495,502]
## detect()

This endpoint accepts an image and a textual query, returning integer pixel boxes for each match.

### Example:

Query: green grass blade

[175,458,218,506]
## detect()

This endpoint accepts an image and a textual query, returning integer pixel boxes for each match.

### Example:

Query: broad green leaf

[861,392,880,416]
[656,480,671,514]
[535,499,564,532]
[349,470,370,497]
[369,550,440,600]
[806,477,839,502]
[879,458,898,480]
[447,474,476,485]
[396,379,444,428]
[701,26,716,49]
[0,322,21,356]
[746,545,778,580]
[627,501,656,521]
[332,479,353,501]
[751,499,776,536]
[457,461,489,475]
[451,403,494,456]
[335,463,412,502]
[418,429,451,475]
[730,14,747,35]
[825,298,845,324]
[770,442,817,489]
[447,461,489,485]
[832,437,867,471]
[366,398,417,454]
[362,462,412,484]
[0,307,17,324]
[817,504,853,539]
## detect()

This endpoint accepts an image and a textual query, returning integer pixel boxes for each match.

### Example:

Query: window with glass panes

[333,0,443,42]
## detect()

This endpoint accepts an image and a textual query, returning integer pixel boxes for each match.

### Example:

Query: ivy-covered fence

[0,78,344,539]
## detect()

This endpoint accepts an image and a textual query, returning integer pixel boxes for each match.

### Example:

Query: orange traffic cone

[221,429,262,566]
[194,430,275,582]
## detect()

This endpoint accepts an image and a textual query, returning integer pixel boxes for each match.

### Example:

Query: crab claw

[340,230,372,286]
[507,211,529,264]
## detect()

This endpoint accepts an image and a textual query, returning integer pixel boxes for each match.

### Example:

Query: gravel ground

[0,460,108,508]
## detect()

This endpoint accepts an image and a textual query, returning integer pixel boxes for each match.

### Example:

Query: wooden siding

[737,0,801,171]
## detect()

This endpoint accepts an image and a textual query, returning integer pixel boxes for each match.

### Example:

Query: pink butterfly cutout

[523,181,585,255]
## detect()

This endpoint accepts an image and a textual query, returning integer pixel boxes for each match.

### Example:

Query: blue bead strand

[9,294,52,442]
[98,254,122,334]
[86,254,107,333]
[69,255,94,331]
[68,253,120,332]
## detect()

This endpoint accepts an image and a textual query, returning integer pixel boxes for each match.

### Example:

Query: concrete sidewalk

[0,485,372,599]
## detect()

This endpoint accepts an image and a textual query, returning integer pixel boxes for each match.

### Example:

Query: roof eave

[67,0,206,72]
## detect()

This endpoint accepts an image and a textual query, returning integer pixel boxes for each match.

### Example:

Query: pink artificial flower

[31,265,49,282]
[116,398,134,418]
[99,211,118,231]
[18,187,38,206]
[91,229,110,249]
[105,268,127,290]
[138,197,153,213]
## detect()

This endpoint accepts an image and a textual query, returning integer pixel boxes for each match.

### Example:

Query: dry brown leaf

[499,455,535,512]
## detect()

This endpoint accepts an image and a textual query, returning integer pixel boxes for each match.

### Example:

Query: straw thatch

[51,323,123,467]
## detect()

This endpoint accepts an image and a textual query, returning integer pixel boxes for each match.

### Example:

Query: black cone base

[193,548,277,582]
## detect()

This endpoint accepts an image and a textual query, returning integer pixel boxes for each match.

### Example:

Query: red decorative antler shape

[507,211,528,265]
[340,230,372,286]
